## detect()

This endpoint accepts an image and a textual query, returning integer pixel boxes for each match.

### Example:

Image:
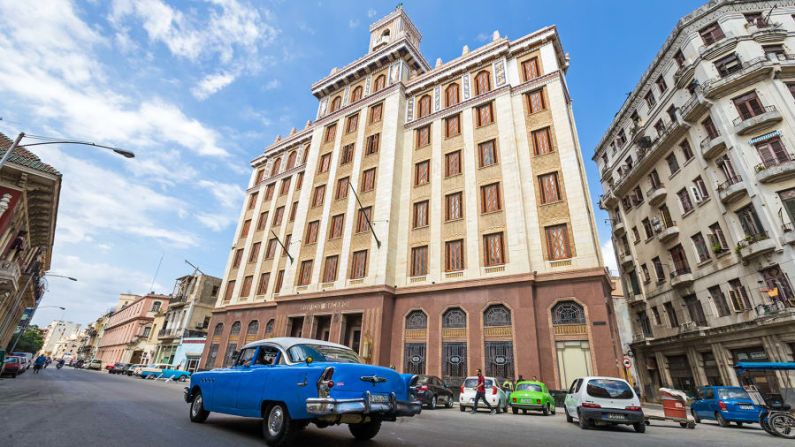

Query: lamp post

[0,131,135,171]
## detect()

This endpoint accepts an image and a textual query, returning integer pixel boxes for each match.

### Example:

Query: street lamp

[0,131,135,171]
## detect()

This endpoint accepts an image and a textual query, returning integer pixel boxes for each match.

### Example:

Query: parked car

[138,363,173,379]
[11,352,33,370]
[184,337,421,446]
[458,375,509,413]
[104,363,115,371]
[691,386,764,427]
[109,362,131,374]
[86,359,102,370]
[409,375,455,409]
[1,356,24,377]
[125,364,145,376]
[510,380,556,415]
[564,376,645,433]
[140,364,191,381]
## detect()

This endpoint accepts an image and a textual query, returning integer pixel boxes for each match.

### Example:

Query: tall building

[41,320,80,355]
[201,8,620,389]
[0,133,61,349]
[96,293,170,366]
[594,0,795,400]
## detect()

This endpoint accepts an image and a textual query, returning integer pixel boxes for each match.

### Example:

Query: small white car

[564,376,645,432]
[458,376,509,413]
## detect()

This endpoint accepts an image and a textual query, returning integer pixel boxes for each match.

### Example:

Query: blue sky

[0,0,706,326]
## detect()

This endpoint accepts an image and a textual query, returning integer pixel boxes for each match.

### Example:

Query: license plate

[370,394,390,403]
[606,413,625,421]
[739,405,754,410]
[521,398,533,403]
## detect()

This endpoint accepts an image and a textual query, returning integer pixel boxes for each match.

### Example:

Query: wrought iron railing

[733,104,777,126]
[755,152,794,172]
[717,175,743,192]
[669,266,692,278]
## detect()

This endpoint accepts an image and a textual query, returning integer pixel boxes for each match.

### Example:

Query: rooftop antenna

[148,253,164,294]
[184,259,204,276]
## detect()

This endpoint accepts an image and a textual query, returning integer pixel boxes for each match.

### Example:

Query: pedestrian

[471,368,495,415]
[517,375,524,382]
[33,354,46,374]
[531,375,538,381]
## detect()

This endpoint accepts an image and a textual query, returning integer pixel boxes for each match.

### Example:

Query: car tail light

[317,366,335,398]
[536,399,541,404]
[625,406,642,412]
[492,386,498,395]
[460,385,464,394]
[582,402,601,408]
[512,397,517,403]
[419,385,428,391]
[719,401,727,411]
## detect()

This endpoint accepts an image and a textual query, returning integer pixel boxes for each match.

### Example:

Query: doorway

[342,313,362,354]
[313,315,331,341]
[288,317,304,338]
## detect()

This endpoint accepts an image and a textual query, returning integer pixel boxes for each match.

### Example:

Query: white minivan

[564,376,645,433]
[458,375,509,413]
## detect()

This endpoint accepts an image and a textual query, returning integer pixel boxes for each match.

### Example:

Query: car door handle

[297,378,307,387]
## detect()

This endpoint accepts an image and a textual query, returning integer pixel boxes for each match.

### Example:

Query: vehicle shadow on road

[203,416,380,446]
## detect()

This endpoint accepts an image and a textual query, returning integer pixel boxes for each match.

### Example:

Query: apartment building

[201,7,620,390]
[96,293,170,366]
[595,0,795,399]
[41,320,80,355]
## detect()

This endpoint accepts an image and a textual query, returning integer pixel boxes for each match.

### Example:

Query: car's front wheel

[262,403,298,447]
[429,395,437,410]
[349,419,382,441]
[633,421,646,433]
[189,390,209,423]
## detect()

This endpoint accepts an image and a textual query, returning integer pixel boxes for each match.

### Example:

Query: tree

[11,325,44,353]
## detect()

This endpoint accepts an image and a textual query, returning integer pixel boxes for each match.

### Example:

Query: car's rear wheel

[430,395,437,410]
[349,419,382,441]
[542,404,550,416]
[716,412,729,427]
[691,407,700,423]
[459,404,466,412]
[512,407,518,415]
[578,409,591,430]
[262,403,298,447]
[634,421,646,433]
[189,390,209,423]
[736,422,743,427]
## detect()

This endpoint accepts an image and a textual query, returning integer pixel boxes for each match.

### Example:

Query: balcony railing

[733,105,778,127]
[755,152,794,171]
[717,175,743,192]
[670,266,692,278]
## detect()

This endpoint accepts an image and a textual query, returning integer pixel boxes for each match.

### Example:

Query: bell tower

[368,5,421,53]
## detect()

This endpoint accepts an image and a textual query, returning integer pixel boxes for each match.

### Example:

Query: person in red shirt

[471,369,495,414]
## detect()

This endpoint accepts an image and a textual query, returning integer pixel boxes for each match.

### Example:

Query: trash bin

[662,397,687,419]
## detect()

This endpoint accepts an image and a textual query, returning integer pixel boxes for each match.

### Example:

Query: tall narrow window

[733,91,764,121]
[475,102,494,127]
[417,95,432,118]
[248,192,259,209]
[223,281,235,303]
[539,172,561,204]
[318,153,331,174]
[281,234,291,258]
[666,152,680,175]
[445,239,464,271]
[272,206,284,225]
[274,270,284,293]
[305,221,319,244]
[298,260,313,286]
[373,74,386,92]
[289,201,298,222]
[446,192,463,221]
[545,224,571,260]
[255,169,265,184]
[323,255,338,282]
[699,21,725,46]
[312,185,325,207]
[366,133,380,155]
[248,242,261,263]
[755,136,790,168]
[677,188,693,214]
[532,127,552,155]
[345,113,358,134]
[329,96,342,112]
[265,239,277,259]
[680,140,694,161]
[416,125,431,148]
[527,88,545,113]
[232,248,243,268]
[708,286,731,317]
[335,177,349,200]
[351,85,363,102]
[483,232,505,266]
[350,250,368,279]
[256,272,270,295]
[691,232,711,263]
[703,116,719,140]
[270,158,281,176]
[445,83,460,107]
[280,177,291,196]
[356,207,372,233]
[240,276,253,297]
[340,144,354,165]
[445,114,461,137]
[522,57,539,81]
[411,246,428,276]
[480,183,501,213]
[264,184,274,200]
[475,70,491,95]
[737,205,765,239]
[415,161,430,186]
[295,172,303,190]
[478,140,497,167]
[257,211,269,231]
[360,168,376,192]
[446,150,461,177]
[413,201,429,228]
[329,214,344,239]
[241,219,251,238]
[656,75,668,94]
[324,124,336,143]
[369,103,383,123]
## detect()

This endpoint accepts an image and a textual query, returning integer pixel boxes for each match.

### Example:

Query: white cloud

[367,9,377,18]
[349,19,360,29]
[198,180,245,210]
[264,79,281,91]
[192,72,237,100]
[601,238,618,276]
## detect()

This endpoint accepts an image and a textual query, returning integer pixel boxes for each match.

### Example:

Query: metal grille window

[229,321,241,337]
[265,319,274,334]
[224,342,238,367]
[551,301,585,325]
[484,304,511,327]
[485,341,513,380]
[404,343,426,375]
[213,323,224,336]
[443,342,467,385]
[405,310,428,329]
[442,308,466,328]
[207,344,219,368]
[247,320,259,336]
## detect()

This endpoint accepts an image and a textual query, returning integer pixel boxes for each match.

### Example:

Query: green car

[509,381,556,415]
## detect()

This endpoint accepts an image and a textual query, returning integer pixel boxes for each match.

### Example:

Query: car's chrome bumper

[306,391,421,417]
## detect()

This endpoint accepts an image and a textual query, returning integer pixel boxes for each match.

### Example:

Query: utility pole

[348,180,381,248]
[0,133,24,171]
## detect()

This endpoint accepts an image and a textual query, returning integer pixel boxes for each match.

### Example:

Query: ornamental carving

[552,301,586,325]
[364,74,372,95]
[494,58,507,87]
[406,96,415,121]
[405,310,428,329]
[462,73,471,100]
[484,304,511,327]
[433,84,441,112]
[442,308,466,328]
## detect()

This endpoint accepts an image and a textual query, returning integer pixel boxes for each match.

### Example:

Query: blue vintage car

[691,386,764,426]
[184,337,421,446]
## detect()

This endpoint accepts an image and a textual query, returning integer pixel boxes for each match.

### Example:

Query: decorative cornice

[253,131,312,165]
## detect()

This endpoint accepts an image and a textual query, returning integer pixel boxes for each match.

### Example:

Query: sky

[0,0,707,327]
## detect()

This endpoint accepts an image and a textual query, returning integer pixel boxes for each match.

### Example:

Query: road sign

[623,357,632,368]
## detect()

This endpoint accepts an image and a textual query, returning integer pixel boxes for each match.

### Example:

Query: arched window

[381,29,390,40]
[374,74,386,93]
[417,95,431,118]
[351,86,363,102]
[483,304,511,327]
[551,301,586,325]
[405,310,428,329]
[265,319,274,334]
[247,320,259,335]
[442,308,466,328]
[270,157,281,176]
[286,151,297,170]
[445,83,460,107]
[475,70,491,96]
[230,321,241,336]
[150,301,161,312]
[302,146,310,165]
[213,323,224,336]
[330,96,342,112]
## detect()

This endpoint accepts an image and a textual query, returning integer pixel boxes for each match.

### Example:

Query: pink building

[96,294,170,366]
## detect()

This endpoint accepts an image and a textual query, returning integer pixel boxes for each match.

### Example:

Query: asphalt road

[0,367,785,446]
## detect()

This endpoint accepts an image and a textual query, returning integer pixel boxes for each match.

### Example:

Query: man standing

[471,369,495,415]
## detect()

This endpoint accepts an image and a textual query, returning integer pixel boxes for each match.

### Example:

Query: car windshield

[287,344,361,364]
[586,379,634,399]
[464,378,494,388]
[718,388,749,400]
[516,383,542,392]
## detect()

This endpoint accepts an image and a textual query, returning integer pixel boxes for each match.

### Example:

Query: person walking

[471,369,495,415]
[33,354,46,374]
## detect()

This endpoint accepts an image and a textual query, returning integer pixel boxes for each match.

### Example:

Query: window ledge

[696,197,711,207]
[478,163,499,171]
[540,199,565,207]
[412,225,430,230]
[715,249,731,258]
[681,209,695,219]
[444,172,463,179]
[696,258,713,268]
[480,209,503,216]
[533,150,556,159]
[669,169,681,180]
[444,218,464,223]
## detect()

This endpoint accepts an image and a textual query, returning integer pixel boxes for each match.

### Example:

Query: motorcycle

[56,362,64,370]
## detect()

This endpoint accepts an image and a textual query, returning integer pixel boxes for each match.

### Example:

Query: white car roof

[242,337,350,352]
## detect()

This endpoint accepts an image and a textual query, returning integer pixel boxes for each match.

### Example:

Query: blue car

[691,386,763,426]
[184,337,421,446]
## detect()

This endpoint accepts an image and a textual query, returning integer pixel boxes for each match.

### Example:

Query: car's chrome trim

[306,391,421,417]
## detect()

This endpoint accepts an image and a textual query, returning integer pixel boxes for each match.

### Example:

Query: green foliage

[10,325,44,353]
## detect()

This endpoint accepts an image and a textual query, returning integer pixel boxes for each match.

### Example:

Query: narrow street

[0,367,784,446]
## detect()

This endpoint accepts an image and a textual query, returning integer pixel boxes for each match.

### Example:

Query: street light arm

[22,140,135,158]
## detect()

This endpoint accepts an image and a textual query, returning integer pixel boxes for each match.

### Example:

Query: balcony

[680,89,710,123]
[626,293,645,305]
[755,155,795,183]
[0,260,22,290]
[699,35,739,60]
[647,185,667,206]
[632,332,654,344]
[699,134,726,159]
[620,252,634,268]
[657,221,680,243]
[612,220,626,236]
[737,232,776,261]
[703,57,774,99]
[674,62,696,89]
[733,105,782,135]
[751,25,787,43]
[781,224,795,245]
[670,268,694,288]
[717,175,748,204]
[599,191,618,209]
